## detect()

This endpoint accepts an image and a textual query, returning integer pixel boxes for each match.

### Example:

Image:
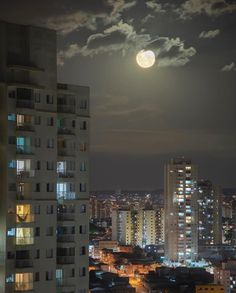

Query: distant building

[90,196,113,220]
[197,180,222,245]
[214,260,236,293]
[112,207,163,247]
[112,209,133,245]
[164,157,198,262]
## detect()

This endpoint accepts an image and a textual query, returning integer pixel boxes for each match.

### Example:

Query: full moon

[136,50,155,68]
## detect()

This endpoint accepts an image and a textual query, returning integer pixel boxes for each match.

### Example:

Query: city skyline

[0,1,235,190]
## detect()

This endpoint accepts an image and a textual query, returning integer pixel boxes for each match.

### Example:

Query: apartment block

[112,207,162,248]
[0,20,89,293]
[197,180,222,246]
[164,157,198,263]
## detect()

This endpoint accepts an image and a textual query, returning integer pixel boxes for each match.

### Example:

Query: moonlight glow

[136,50,155,68]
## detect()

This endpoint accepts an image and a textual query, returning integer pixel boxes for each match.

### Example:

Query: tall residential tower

[0,21,89,293]
[164,158,198,263]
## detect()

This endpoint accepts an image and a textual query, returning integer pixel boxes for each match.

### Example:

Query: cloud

[146,1,166,13]
[141,14,155,24]
[199,29,220,38]
[45,0,137,35]
[221,62,236,72]
[58,21,196,67]
[177,0,236,19]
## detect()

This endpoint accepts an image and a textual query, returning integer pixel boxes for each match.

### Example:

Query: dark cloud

[221,62,236,71]
[199,29,220,38]
[0,0,137,35]
[177,0,236,19]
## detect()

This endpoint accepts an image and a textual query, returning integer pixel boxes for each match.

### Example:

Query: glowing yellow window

[16,228,34,245]
[15,273,33,291]
[16,205,34,223]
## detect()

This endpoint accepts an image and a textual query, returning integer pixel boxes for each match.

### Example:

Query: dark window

[35,161,41,170]
[8,136,16,144]
[35,183,40,192]
[35,227,40,237]
[47,117,54,126]
[46,271,53,281]
[35,249,40,259]
[46,95,53,104]
[35,272,40,282]
[46,205,53,214]
[35,116,41,125]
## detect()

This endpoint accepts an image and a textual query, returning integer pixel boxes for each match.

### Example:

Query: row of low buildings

[0,21,90,293]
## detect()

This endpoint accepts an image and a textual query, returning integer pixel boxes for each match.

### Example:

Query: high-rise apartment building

[164,157,198,263]
[112,207,162,248]
[0,21,89,293]
[197,180,222,246]
[112,209,133,245]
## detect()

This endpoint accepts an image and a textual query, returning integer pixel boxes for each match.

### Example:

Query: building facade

[112,207,162,248]
[197,180,222,246]
[0,21,89,293]
[214,260,236,293]
[164,157,198,263]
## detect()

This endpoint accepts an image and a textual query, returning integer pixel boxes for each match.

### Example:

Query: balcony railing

[57,235,75,243]
[17,170,35,178]
[57,105,75,114]
[16,147,34,155]
[56,279,75,287]
[58,128,75,135]
[16,214,34,223]
[57,213,75,221]
[57,172,74,179]
[15,259,33,268]
[58,150,75,157]
[16,124,34,132]
[16,100,34,109]
[57,192,76,200]
[15,282,33,291]
[16,237,34,245]
[57,256,75,264]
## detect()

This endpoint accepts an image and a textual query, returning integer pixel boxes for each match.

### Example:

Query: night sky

[1,0,236,190]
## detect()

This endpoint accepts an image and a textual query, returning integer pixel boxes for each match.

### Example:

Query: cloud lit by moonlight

[136,50,155,68]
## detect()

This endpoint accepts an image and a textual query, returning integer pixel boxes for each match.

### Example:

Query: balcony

[16,148,34,156]
[57,213,75,221]
[16,124,34,132]
[15,282,33,291]
[16,214,34,223]
[57,256,75,265]
[58,150,75,157]
[58,128,75,136]
[57,192,76,201]
[57,172,74,179]
[16,237,34,246]
[7,63,44,72]
[57,235,75,243]
[57,105,75,114]
[17,170,35,178]
[16,100,34,109]
[15,259,33,268]
[56,278,75,288]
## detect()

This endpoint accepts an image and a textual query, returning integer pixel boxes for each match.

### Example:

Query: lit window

[8,160,16,168]
[15,273,33,291]
[16,205,33,223]
[16,228,34,245]
[8,113,16,121]
[6,274,14,283]
[7,228,15,237]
